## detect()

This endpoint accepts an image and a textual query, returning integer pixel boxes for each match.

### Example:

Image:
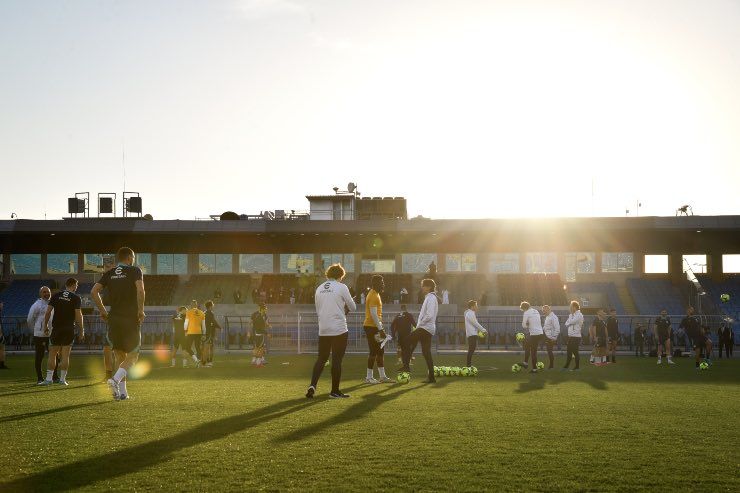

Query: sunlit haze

[1,0,739,220]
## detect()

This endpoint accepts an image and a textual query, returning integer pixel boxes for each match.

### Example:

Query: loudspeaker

[127,196,142,213]
[68,198,85,214]
[99,197,113,214]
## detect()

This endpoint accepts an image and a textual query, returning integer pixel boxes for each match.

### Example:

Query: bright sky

[1,0,739,220]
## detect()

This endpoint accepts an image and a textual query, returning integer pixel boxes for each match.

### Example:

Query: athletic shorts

[203,328,215,344]
[608,336,619,344]
[107,315,141,353]
[595,336,607,347]
[172,331,186,349]
[50,326,75,346]
[364,326,383,353]
[253,333,265,347]
[657,332,670,345]
[692,336,709,350]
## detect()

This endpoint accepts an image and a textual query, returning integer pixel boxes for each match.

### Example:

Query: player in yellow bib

[363,275,392,383]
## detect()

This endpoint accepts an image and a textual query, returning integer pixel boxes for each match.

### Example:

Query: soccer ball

[461,367,471,377]
[397,372,411,383]
[516,332,526,343]
[470,366,479,376]
[536,361,545,370]
[720,293,730,303]
[478,330,487,339]
[449,367,458,376]
[433,366,440,377]
[699,362,709,370]
[511,363,522,373]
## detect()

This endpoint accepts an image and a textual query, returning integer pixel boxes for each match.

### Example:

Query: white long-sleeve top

[543,312,561,340]
[464,309,486,337]
[27,298,49,337]
[315,279,357,336]
[521,307,543,336]
[564,310,584,337]
[417,292,439,335]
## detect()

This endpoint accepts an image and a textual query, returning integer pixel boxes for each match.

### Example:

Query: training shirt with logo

[315,280,356,336]
[98,264,143,318]
[48,290,81,328]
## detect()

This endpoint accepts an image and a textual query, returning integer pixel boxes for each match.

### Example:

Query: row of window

[10,252,739,276]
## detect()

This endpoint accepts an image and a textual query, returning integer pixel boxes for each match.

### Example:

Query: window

[489,253,519,273]
[239,254,273,273]
[402,254,437,273]
[525,253,557,274]
[136,253,152,274]
[280,254,314,274]
[445,254,477,272]
[199,254,233,274]
[361,258,396,273]
[722,254,740,274]
[601,253,634,273]
[644,255,668,274]
[47,254,78,274]
[320,254,354,273]
[156,254,188,274]
[83,253,114,273]
[10,254,41,274]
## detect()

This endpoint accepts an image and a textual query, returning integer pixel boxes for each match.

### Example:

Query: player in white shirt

[401,279,439,383]
[562,301,584,371]
[520,301,544,373]
[542,305,561,369]
[27,286,56,383]
[306,264,357,399]
[464,300,487,367]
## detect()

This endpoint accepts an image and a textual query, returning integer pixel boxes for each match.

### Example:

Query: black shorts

[173,331,186,349]
[107,315,141,353]
[692,336,709,350]
[253,333,265,347]
[657,332,670,345]
[595,336,607,348]
[364,326,383,353]
[204,328,215,344]
[50,326,75,346]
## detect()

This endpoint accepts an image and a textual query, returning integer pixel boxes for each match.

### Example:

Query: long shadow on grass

[0,401,108,424]
[0,387,355,492]
[274,380,452,444]
[515,371,608,394]
[0,382,100,399]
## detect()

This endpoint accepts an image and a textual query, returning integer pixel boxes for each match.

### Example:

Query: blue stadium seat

[0,279,55,317]
[626,278,685,315]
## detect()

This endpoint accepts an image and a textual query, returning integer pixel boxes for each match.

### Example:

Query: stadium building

[1,188,738,352]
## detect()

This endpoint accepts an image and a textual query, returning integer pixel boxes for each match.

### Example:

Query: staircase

[616,285,639,315]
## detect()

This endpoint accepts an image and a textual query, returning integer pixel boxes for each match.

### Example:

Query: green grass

[1,352,739,492]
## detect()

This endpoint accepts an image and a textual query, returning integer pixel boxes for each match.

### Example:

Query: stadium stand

[696,274,740,320]
[0,279,55,316]
[176,275,252,306]
[498,274,567,306]
[354,273,413,304]
[626,278,686,315]
[142,275,179,306]
[435,274,487,306]
[567,282,626,313]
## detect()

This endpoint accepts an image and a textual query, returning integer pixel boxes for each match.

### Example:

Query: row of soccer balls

[395,366,480,383]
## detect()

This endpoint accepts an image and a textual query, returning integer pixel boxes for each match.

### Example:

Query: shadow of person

[515,371,609,394]
[0,396,321,492]
[0,401,109,424]
[0,382,101,399]
[274,379,452,444]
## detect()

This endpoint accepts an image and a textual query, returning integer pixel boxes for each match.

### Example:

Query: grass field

[1,352,739,492]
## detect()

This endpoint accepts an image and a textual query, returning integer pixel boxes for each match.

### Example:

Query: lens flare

[128,360,152,380]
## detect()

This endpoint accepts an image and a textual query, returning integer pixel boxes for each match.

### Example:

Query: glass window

[83,253,114,273]
[489,253,519,273]
[239,254,273,273]
[280,254,314,274]
[525,253,557,274]
[445,254,477,272]
[136,253,152,274]
[402,254,437,273]
[320,254,355,273]
[601,253,634,273]
[361,258,396,273]
[199,254,233,274]
[10,254,41,274]
[156,254,188,275]
[644,254,668,274]
[47,254,78,274]
[723,254,740,274]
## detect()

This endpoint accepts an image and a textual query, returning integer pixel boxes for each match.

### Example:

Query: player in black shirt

[39,278,84,386]
[203,300,221,367]
[391,305,416,367]
[589,309,608,365]
[654,309,675,364]
[170,306,187,367]
[606,308,620,363]
[92,247,146,400]
[679,306,712,369]
[251,304,270,366]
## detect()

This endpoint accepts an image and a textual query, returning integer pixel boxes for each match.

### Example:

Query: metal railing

[2,313,734,354]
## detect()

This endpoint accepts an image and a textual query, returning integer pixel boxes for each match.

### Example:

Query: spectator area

[567,282,625,314]
[696,274,740,321]
[626,278,685,315]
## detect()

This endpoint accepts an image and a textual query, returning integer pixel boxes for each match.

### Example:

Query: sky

[1,0,739,220]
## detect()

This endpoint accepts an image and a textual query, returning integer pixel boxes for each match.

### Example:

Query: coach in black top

[40,278,83,385]
[92,247,146,400]
[391,305,416,366]
[679,306,712,368]
[202,300,221,367]
[606,308,620,363]
[654,310,674,364]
